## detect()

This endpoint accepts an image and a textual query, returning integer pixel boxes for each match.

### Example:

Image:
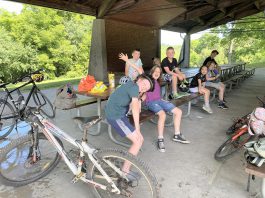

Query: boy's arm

[164,67,176,76]
[126,61,144,75]
[125,63,129,76]
[131,97,140,131]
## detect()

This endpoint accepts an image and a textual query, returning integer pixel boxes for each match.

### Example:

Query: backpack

[248,107,265,135]
[54,83,77,109]
[244,138,265,167]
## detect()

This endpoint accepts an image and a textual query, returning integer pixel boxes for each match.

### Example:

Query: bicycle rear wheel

[88,149,160,198]
[215,126,250,161]
[0,133,61,186]
[33,91,55,118]
[0,99,16,139]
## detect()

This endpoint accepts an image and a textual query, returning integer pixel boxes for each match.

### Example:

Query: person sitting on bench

[144,65,190,153]
[124,49,144,81]
[161,47,189,99]
[189,66,213,114]
[206,61,228,110]
[105,71,154,178]
[203,50,221,74]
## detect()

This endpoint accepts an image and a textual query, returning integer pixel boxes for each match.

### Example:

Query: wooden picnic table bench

[245,163,265,197]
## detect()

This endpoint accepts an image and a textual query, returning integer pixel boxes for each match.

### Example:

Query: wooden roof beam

[188,1,254,33]
[254,0,261,10]
[11,0,96,15]
[97,0,117,18]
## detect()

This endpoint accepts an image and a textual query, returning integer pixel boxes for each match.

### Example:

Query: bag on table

[54,83,77,109]
[78,75,96,92]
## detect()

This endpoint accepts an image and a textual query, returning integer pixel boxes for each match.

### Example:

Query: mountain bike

[0,69,54,139]
[214,97,265,161]
[226,96,265,135]
[0,106,160,198]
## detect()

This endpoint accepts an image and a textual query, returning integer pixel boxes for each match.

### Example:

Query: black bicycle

[0,69,55,139]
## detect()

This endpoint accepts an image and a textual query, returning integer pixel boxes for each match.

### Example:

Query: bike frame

[0,79,42,117]
[36,115,122,194]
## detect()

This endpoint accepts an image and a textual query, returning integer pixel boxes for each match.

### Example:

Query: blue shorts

[106,117,135,137]
[146,100,175,114]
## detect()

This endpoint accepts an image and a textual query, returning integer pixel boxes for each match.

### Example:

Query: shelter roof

[11,0,265,33]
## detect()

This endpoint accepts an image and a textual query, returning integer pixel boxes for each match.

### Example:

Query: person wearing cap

[105,53,154,178]
[203,50,221,74]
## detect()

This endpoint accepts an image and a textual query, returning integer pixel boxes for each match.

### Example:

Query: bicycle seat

[73,116,101,128]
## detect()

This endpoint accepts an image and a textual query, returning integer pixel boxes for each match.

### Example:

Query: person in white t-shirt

[125,49,144,80]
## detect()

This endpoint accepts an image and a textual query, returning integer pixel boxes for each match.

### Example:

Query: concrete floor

[0,68,265,198]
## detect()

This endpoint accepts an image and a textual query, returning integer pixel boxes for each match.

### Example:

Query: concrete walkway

[0,68,265,198]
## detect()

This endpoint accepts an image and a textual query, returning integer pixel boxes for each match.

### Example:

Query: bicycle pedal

[71,172,85,184]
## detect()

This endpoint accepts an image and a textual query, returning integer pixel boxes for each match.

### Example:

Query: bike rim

[90,155,155,198]
[0,137,59,183]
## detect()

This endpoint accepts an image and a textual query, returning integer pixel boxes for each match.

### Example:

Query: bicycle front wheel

[88,149,160,198]
[215,127,250,161]
[0,99,16,139]
[0,133,61,186]
[33,91,55,118]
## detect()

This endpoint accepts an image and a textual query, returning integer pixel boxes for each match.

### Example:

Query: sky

[0,0,207,45]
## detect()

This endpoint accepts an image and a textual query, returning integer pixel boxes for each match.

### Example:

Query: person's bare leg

[171,107,182,134]
[156,110,166,137]
[218,83,225,101]
[202,87,210,105]
[122,131,143,172]
[172,75,178,94]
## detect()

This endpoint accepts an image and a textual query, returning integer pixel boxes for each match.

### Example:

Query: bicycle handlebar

[13,69,44,84]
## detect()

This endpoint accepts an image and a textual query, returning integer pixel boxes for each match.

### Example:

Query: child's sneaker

[202,105,213,114]
[171,93,183,99]
[126,171,142,182]
[157,139,166,152]
[172,134,190,144]
[218,103,228,109]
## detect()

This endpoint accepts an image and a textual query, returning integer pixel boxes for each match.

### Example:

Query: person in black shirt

[203,50,219,66]
[161,47,189,99]
[189,66,212,114]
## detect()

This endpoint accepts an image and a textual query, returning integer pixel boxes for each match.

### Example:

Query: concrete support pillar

[178,34,190,68]
[88,19,107,82]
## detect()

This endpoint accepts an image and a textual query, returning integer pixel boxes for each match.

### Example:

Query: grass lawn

[6,77,82,91]
[246,62,265,69]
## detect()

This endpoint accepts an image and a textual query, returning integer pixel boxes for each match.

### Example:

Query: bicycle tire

[0,99,16,139]
[226,114,249,135]
[88,149,160,198]
[33,91,55,118]
[0,133,62,186]
[215,127,250,161]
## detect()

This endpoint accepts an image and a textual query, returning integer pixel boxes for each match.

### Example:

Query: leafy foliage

[0,6,94,82]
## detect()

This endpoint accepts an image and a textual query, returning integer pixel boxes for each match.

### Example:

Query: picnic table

[76,88,132,147]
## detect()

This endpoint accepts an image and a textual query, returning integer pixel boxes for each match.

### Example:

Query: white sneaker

[202,105,213,114]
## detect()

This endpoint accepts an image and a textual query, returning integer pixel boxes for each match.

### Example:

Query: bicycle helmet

[178,82,189,93]
[135,73,154,92]
[119,76,131,85]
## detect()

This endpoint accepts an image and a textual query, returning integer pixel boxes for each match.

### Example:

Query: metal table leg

[182,101,191,118]
[107,122,131,148]
[77,98,102,136]
[262,178,265,198]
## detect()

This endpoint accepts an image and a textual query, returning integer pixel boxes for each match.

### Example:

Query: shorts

[189,87,199,93]
[205,81,222,89]
[106,117,135,137]
[146,100,175,114]
[162,74,172,82]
